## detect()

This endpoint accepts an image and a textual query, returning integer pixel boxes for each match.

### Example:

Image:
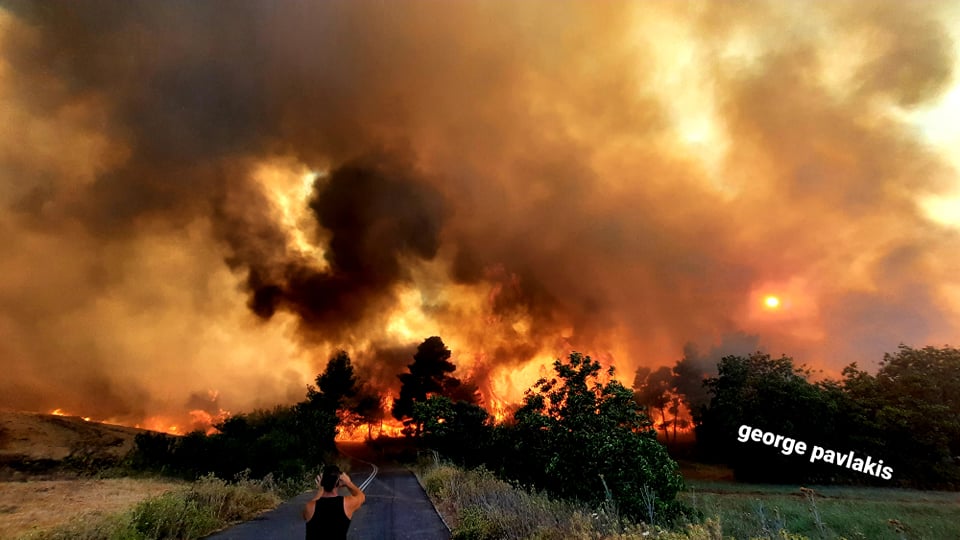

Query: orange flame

[335,417,406,442]
[49,408,91,422]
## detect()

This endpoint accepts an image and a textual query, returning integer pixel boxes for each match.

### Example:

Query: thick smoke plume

[1,1,958,426]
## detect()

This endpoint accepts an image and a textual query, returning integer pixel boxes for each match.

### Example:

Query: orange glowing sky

[0,1,958,427]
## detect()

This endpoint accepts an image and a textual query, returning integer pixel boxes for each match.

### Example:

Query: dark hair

[321,465,341,491]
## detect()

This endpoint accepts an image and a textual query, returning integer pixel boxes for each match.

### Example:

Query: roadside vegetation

[420,463,721,540]
[420,463,960,540]
[19,474,282,540]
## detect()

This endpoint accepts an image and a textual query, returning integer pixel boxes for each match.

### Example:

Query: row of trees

[692,346,960,487]
[132,349,380,479]
[131,336,484,480]
[132,336,691,524]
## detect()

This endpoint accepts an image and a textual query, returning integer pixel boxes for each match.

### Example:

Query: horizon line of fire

[44,389,693,441]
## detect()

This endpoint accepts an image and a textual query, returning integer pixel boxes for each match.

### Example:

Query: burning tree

[392,336,479,435]
[306,350,386,440]
[633,366,674,440]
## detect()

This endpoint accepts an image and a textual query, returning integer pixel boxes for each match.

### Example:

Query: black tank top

[306,496,351,540]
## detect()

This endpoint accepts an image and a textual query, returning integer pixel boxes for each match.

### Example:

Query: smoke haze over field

[1,1,959,426]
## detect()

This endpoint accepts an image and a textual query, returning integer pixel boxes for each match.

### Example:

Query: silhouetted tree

[633,366,673,439]
[842,345,960,486]
[308,350,358,413]
[695,352,842,482]
[672,347,713,416]
[393,336,475,434]
[343,382,386,439]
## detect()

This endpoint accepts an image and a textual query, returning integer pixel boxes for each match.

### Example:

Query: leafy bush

[500,352,688,524]
[413,396,493,467]
[452,506,502,540]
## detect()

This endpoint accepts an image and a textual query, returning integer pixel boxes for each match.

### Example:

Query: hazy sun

[764,295,781,309]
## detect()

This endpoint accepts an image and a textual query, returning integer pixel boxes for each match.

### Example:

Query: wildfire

[335,418,406,442]
[189,408,231,435]
[49,408,91,422]
[489,399,507,423]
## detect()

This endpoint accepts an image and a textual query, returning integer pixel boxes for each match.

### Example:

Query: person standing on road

[303,465,366,540]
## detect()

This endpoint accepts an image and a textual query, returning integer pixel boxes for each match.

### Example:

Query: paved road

[205,456,449,540]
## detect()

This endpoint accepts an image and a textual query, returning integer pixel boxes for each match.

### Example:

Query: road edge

[410,467,453,534]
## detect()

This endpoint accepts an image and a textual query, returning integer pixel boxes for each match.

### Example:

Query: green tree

[842,345,960,486]
[412,395,492,466]
[696,352,843,482]
[508,352,686,524]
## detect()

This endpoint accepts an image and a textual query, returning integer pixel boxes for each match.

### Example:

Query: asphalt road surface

[205,450,449,540]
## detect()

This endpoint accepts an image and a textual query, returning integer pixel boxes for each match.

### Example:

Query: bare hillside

[0,410,150,477]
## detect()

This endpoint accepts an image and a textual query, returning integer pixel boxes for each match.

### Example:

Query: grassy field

[7,475,282,540]
[420,463,960,540]
[0,478,185,539]
[0,410,289,540]
[684,480,960,540]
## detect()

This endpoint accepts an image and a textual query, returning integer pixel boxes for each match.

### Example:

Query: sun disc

[764,295,781,309]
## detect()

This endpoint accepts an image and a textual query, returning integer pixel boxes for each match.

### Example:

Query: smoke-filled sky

[1,1,958,427]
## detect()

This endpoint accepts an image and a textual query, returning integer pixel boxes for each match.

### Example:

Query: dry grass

[417,464,725,540]
[0,477,185,539]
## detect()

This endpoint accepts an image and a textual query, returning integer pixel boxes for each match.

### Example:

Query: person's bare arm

[339,472,365,516]
[302,475,323,521]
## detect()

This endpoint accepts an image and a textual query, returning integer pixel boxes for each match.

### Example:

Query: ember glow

[1,1,959,427]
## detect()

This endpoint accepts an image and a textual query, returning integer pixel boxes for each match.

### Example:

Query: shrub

[421,464,728,540]
[503,353,688,524]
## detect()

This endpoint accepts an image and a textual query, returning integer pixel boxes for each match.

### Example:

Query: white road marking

[359,462,378,491]
[339,446,378,491]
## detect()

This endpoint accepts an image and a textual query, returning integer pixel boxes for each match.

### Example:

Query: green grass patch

[683,481,960,540]
[20,474,282,540]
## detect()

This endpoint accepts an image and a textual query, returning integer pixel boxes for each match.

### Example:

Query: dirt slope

[0,410,150,477]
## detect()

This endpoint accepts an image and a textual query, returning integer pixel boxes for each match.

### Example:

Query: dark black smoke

[239,157,447,337]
